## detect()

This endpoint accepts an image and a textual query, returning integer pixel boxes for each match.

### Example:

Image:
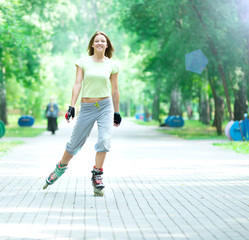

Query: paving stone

[1,119,249,239]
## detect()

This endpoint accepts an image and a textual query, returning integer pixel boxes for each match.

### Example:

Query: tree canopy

[1,0,248,134]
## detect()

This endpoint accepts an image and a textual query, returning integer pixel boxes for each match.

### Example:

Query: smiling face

[88,31,114,58]
[92,34,108,54]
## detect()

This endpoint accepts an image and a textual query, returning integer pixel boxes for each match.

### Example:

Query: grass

[3,114,49,137]
[213,142,249,154]
[5,127,46,137]
[0,114,49,157]
[0,140,24,157]
[159,120,227,139]
[135,118,249,153]
[135,119,227,140]
[158,120,228,140]
[133,120,159,126]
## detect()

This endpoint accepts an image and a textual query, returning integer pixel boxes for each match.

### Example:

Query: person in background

[46,97,59,135]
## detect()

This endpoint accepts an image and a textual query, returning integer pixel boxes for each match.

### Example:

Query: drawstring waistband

[94,101,100,109]
[80,97,111,108]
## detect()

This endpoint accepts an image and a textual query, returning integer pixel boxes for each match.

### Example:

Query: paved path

[0,119,249,240]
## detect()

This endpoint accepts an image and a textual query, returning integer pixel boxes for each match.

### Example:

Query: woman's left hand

[113,112,121,127]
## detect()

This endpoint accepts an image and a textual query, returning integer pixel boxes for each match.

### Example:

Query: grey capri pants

[66,97,113,155]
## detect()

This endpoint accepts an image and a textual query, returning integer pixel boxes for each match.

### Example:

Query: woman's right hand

[65,106,75,122]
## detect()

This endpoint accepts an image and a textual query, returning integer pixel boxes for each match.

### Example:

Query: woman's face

[92,34,108,53]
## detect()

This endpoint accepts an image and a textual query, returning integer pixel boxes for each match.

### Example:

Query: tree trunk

[152,93,160,121]
[144,106,149,121]
[209,98,213,123]
[247,37,249,103]
[127,99,131,117]
[185,102,193,119]
[234,78,247,120]
[214,96,224,135]
[190,0,233,120]
[199,77,210,124]
[208,77,224,135]
[169,87,182,116]
[0,51,8,124]
[199,92,210,125]
[236,0,249,102]
[152,80,161,121]
[228,70,247,121]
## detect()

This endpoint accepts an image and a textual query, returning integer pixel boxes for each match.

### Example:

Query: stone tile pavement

[0,119,249,240]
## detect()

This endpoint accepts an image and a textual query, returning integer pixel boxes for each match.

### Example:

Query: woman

[45,97,59,135]
[43,31,122,196]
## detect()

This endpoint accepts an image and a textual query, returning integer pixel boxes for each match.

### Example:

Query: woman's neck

[92,53,106,61]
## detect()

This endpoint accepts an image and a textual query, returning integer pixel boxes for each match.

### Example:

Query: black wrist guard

[114,112,122,125]
[65,106,75,120]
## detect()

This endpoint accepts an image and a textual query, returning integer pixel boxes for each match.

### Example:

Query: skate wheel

[94,191,104,197]
[43,183,49,190]
[93,187,104,197]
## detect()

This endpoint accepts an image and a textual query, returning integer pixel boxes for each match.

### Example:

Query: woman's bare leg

[60,150,73,165]
[95,152,106,168]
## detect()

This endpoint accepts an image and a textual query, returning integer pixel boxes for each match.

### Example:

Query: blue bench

[18,116,35,127]
[165,116,184,127]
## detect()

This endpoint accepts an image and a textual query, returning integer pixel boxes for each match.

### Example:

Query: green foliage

[2,0,249,131]
[5,126,46,137]
[0,0,59,120]
[0,0,52,84]
[213,142,249,154]
[4,114,46,137]
[158,120,227,140]
[116,0,249,127]
[2,0,131,120]
[133,120,159,126]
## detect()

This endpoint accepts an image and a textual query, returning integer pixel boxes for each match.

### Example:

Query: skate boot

[43,162,68,189]
[91,166,105,196]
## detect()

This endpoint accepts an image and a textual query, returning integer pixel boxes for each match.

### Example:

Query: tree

[0,0,58,123]
[117,0,249,134]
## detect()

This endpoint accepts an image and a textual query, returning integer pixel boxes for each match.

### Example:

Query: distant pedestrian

[45,97,59,135]
[43,31,121,196]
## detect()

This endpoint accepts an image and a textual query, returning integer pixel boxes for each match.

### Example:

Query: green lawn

[4,127,46,137]
[4,115,47,137]
[133,120,159,126]
[0,114,48,157]
[158,120,227,140]
[213,142,249,154]
[135,119,227,140]
[135,119,249,153]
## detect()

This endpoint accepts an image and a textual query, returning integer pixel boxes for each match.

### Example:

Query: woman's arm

[110,72,120,113]
[70,66,84,107]
[110,72,122,127]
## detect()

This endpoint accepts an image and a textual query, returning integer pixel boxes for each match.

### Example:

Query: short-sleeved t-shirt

[75,56,119,98]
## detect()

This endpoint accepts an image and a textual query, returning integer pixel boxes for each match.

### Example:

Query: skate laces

[58,162,68,169]
[54,162,68,176]
[49,173,57,181]
[92,171,103,180]
[92,166,104,185]
[95,175,103,180]
[93,175,103,185]
[46,163,68,185]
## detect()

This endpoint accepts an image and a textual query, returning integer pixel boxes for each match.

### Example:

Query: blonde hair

[87,31,115,58]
